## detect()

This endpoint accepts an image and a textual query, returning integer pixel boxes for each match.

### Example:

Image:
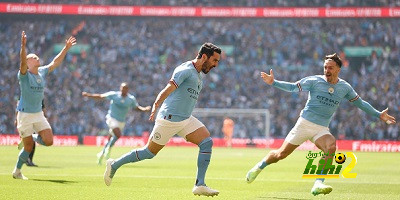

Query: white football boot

[192,185,219,197]
[104,159,115,186]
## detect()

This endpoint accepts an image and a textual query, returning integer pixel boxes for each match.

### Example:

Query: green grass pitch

[1,145,399,199]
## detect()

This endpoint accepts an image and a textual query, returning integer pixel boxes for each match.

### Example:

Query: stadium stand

[1,15,399,141]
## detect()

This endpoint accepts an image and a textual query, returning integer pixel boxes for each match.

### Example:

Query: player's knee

[199,137,213,152]
[112,128,122,138]
[44,138,53,146]
[113,132,121,138]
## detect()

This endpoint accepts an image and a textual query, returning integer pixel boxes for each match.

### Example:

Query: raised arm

[20,31,27,75]
[149,82,177,121]
[48,36,76,73]
[82,92,107,101]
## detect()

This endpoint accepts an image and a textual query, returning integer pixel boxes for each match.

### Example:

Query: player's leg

[13,136,34,180]
[311,134,336,196]
[35,128,53,146]
[26,142,37,167]
[97,134,112,165]
[99,117,123,164]
[104,118,175,186]
[109,128,122,147]
[186,127,212,186]
[246,141,299,183]
[13,112,38,179]
[104,127,122,158]
[104,140,161,186]
[30,111,53,146]
[181,116,219,196]
[246,117,311,183]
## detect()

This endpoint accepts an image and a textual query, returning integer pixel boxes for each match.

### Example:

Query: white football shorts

[17,111,51,138]
[106,114,126,135]
[150,115,205,145]
[285,117,331,145]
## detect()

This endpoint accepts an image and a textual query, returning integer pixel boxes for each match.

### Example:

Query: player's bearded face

[201,53,220,74]
[201,58,213,74]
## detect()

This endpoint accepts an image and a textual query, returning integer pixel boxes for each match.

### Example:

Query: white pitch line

[1,173,399,185]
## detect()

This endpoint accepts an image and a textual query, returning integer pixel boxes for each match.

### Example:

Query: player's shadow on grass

[123,165,161,169]
[34,166,63,169]
[31,179,77,184]
[259,197,310,200]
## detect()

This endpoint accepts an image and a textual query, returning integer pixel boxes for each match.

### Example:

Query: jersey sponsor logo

[30,86,44,92]
[187,88,199,95]
[187,87,199,100]
[316,95,339,107]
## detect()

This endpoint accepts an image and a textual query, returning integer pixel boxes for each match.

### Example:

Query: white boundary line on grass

[1,172,400,185]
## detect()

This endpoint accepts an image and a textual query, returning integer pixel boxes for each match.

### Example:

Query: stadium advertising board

[2,135,399,152]
[0,134,78,146]
[1,3,400,18]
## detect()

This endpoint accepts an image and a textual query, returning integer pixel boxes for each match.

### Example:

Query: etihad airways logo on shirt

[30,86,44,92]
[187,88,199,95]
[187,88,199,100]
[316,95,339,107]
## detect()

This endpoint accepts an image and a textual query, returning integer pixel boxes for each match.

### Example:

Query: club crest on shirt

[154,132,161,140]
[36,78,41,83]
[328,87,334,94]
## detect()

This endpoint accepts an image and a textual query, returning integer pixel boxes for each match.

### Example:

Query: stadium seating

[0,16,398,141]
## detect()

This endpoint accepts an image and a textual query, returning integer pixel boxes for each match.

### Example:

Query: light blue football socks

[32,134,46,146]
[195,137,213,186]
[16,149,30,169]
[258,160,268,169]
[108,136,119,148]
[101,136,119,155]
[110,147,155,177]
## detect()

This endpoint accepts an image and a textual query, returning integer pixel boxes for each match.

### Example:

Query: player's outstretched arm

[82,92,106,101]
[136,105,151,112]
[380,108,396,125]
[48,36,77,73]
[261,69,302,92]
[260,69,274,85]
[149,82,177,121]
[351,97,396,125]
[20,31,27,75]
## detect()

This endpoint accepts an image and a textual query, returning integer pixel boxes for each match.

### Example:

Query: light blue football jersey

[273,75,379,127]
[17,67,49,113]
[103,91,138,122]
[157,61,202,122]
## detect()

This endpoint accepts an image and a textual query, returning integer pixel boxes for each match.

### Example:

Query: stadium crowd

[7,0,400,7]
[1,17,399,141]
